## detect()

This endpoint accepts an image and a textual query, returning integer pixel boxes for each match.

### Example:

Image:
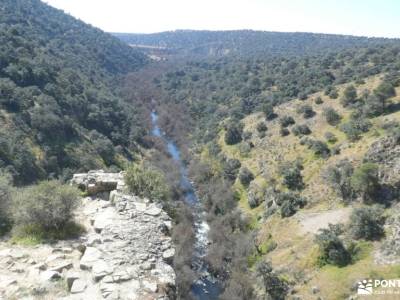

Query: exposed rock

[40,270,61,282]
[71,279,87,294]
[65,270,80,289]
[71,170,125,195]
[92,260,113,281]
[80,247,102,270]
[49,260,73,272]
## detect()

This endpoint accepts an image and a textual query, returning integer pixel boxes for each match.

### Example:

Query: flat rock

[40,270,61,282]
[65,270,80,289]
[92,260,113,281]
[70,279,87,294]
[49,261,73,272]
[145,206,162,216]
[80,247,102,270]
[143,280,158,293]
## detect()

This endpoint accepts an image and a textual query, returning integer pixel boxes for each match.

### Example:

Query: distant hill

[0,0,147,184]
[114,30,398,58]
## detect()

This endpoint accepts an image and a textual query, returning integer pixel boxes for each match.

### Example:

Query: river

[150,111,221,299]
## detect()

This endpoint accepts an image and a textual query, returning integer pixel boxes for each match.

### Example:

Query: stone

[80,247,102,270]
[46,254,65,264]
[162,248,175,264]
[40,270,61,282]
[93,209,114,233]
[143,280,158,293]
[49,261,73,272]
[312,286,320,294]
[70,279,87,294]
[86,234,102,246]
[92,260,113,281]
[65,270,80,289]
[145,206,162,216]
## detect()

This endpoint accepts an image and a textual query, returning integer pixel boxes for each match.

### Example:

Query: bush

[304,139,331,158]
[350,163,380,203]
[256,122,268,133]
[223,158,242,181]
[292,124,311,136]
[262,102,276,120]
[315,224,351,267]
[279,127,290,137]
[340,117,371,141]
[276,192,307,217]
[349,206,385,241]
[324,132,337,143]
[256,261,288,300]
[315,96,324,104]
[225,123,243,145]
[280,164,304,190]
[324,160,354,202]
[341,85,358,107]
[297,104,315,118]
[279,115,295,127]
[323,107,341,126]
[12,181,79,233]
[125,164,170,202]
[0,174,12,235]
[239,168,254,186]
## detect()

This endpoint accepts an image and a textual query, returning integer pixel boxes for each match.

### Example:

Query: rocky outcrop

[0,171,176,300]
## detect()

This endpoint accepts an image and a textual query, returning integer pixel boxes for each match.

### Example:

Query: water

[151,111,221,299]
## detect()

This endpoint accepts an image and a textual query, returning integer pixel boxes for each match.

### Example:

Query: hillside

[196,74,400,299]
[0,0,147,184]
[114,30,399,59]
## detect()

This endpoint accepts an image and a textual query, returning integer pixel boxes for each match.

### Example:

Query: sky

[43,0,400,38]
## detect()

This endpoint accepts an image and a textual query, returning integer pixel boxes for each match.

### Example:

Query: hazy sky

[43,0,399,38]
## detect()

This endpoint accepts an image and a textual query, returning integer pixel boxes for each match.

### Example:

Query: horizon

[43,0,400,39]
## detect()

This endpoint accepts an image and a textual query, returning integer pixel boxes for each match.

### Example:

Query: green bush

[0,174,12,235]
[324,132,337,143]
[324,160,354,202]
[279,115,295,127]
[12,181,80,237]
[279,127,290,137]
[315,224,351,267]
[351,163,380,203]
[256,122,268,133]
[280,164,304,191]
[315,96,324,104]
[340,117,371,141]
[323,107,341,126]
[292,124,311,136]
[341,85,358,107]
[349,206,385,241]
[276,192,307,217]
[297,104,315,118]
[239,168,254,186]
[225,123,243,145]
[256,261,288,300]
[125,164,170,202]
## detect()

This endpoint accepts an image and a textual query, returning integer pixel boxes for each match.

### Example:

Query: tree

[0,174,12,235]
[297,104,315,118]
[223,158,242,181]
[276,192,307,217]
[324,160,354,202]
[279,115,296,127]
[292,124,311,136]
[256,261,288,300]
[256,122,268,133]
[225,123,243,145]
[315,224,351,267]
[349,206,385,240]
[351,163,380,203]
[341,85,357,106]
[280,165,304,190]
[323,107,342,126]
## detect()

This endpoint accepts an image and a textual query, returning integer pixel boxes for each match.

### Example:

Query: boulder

[92,260,113,281]
[70,279,87,294]
[80,247,102,270]
[40,270,61,282]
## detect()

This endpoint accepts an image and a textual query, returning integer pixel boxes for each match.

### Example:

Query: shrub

[341,85,358,106]
[324,160,354,202]
[279,127,290,137]
[304,139,331,158]
[239,168,254,186]
[340,117,371,141]
[256,122,268,133]
[324,132,337,143]
[125,164,170,202]
[225,123,243,145]
[12,181,79,233]
[292,124,311,136]
[0,174,12,235]
[276,192,307,217]
[223,158,242,181]
[323,107,341,126]
[349,206,385,240]
[315,96,324,104]
[315,224,351,267]
[280,164,304,190]
[351,163,380,203]
[256,261,288,300]
[262,102,276,120]
[297,104,315,118]
[279,115,295,127]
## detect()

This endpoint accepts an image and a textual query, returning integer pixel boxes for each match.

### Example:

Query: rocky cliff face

[0,170,176,300]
